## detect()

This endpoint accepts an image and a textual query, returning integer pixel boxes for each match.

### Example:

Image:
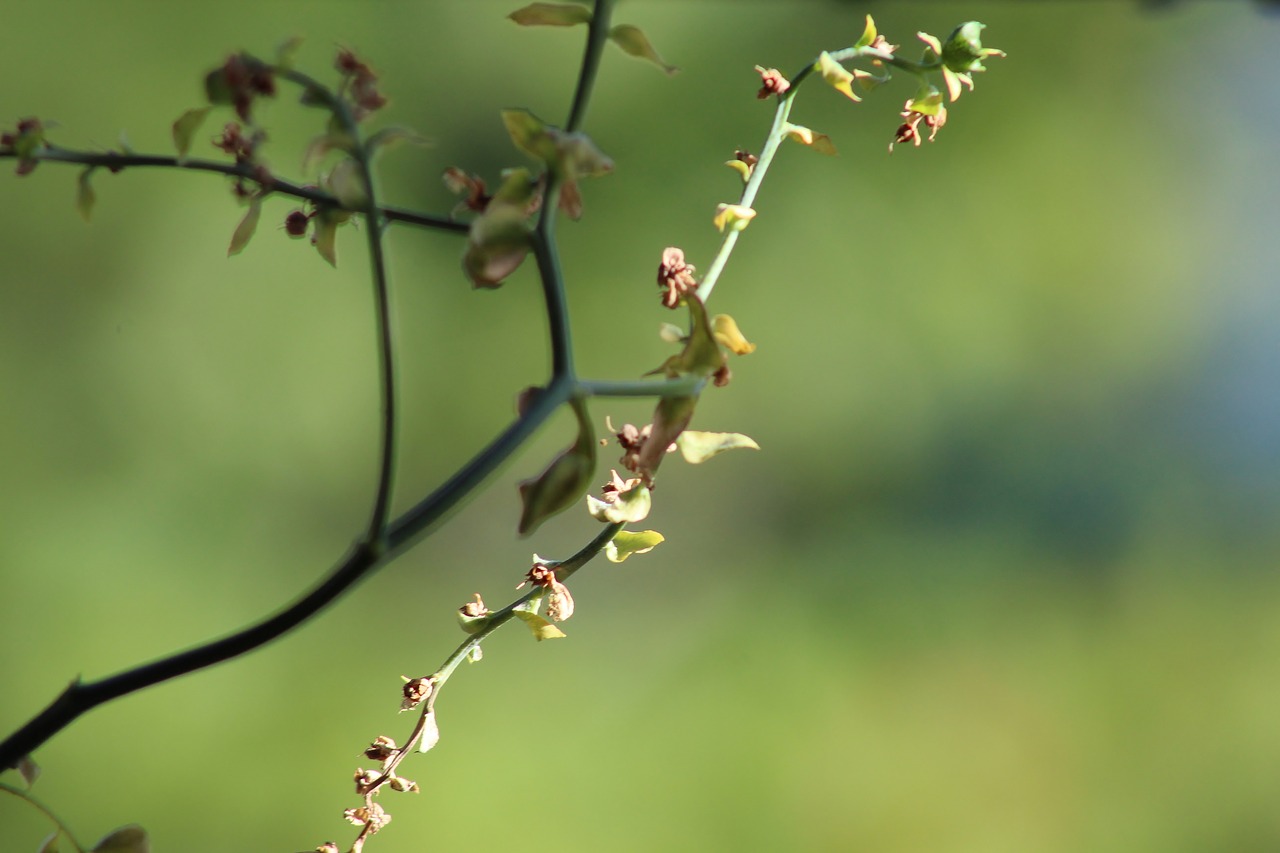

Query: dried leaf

[90,825,149,853]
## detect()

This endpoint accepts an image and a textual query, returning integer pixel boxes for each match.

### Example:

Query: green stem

[578,376,705,398]
[0,782,87,853]
[565,0,616,133]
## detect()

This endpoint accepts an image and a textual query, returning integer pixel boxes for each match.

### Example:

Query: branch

[0,147,470,234]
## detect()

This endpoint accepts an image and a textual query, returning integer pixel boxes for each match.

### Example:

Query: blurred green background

[3,2,1280,851]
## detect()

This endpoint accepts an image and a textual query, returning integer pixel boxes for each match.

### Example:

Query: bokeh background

[3,2,1280,851]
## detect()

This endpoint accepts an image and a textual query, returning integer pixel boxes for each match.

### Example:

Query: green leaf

[608,24,678,75]
[517,400,597,535]
[227,198,261,257]
[605,529,664,563]
[90,825,149,853]
[75,168,96,222]
[514,609,567,641]
[313,212,339,267]
[171,106,211,162]
[501,109,558,164]
[325,158,368,208]
[508,2,592,26]
[676,431,760,464]
[586,482,652,524]
[274,35,305,68]
[366,126,429,159]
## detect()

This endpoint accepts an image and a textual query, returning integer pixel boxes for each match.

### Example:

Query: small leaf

[586,482,651,524]
[676,431,760,464]
[658,322,685,344]
[171,106,211,162]
[517,401,596,535]
[855,15,878,49]
[75,168,96,222]
[91,825,149,853]
[418,712,441,753]
[783,123,837,156]
[38,830,61,853]
[608,24,678,75]
[725,158,752,183]
[817,52,859,102]
[514,609,567,641]
[17,753,40,787]
[227,198,262,257]
[366,126,429,158]
[274,35,305,68]
[313,212,339,267]
[712,314,756,354]
[605,529,665,563]
[508,2,592,26]
[713,203,756,233]
[325,158,368,208]
[502,109,558,164]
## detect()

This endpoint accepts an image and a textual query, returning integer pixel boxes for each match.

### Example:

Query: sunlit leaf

[418,712,440,753]
[605,529,665,563]
[713,203,756,233]
[90,825,149,853]
[227,198,261,257]
[508,2,592,26]
[171,106,211,162]
[514,609,567,641]
[608,24,678,75]
[855,15,878,49]
[817,51,859,102]
[712,314,756,354]
[783,123,837,156]
[676,431,760,464]
[586,482,651,523]
[725,158,752,183]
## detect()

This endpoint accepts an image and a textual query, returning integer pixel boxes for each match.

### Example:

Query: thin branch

[0,148,470,234]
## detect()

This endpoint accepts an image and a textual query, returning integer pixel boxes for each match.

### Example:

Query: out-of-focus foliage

[2,3,1279,851]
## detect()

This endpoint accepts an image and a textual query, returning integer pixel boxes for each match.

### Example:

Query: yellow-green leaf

[713,203,756,233]
[855,14,877,49]
[325,158,368,209]
[274,35,305,68]
[418,711,441,753]
[227,199,262,257]
[605,529,665,563]
[608,24,678,75]
[783,123,837,156]
[509,2,592,26]
[514,609,567,641]
[502,109,558,164]
[586,482,651,524]
[676,431,760,464]
[817,51,859,102]
[313,212,339,267]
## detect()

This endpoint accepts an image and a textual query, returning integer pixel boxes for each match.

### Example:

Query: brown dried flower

[754,66,791,99]
[657,247,697,309]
